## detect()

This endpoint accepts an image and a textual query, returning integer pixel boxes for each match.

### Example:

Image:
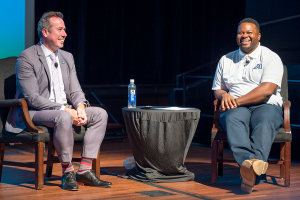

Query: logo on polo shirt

[253,63,262,69]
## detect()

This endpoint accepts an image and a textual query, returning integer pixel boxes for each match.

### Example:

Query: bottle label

[130,89,135,95]
[129,94,135,102]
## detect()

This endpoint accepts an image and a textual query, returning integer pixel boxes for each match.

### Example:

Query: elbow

[261,82,278,99]
[264,88,276,98]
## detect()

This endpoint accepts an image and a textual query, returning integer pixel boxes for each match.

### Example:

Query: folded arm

[235,82,278,106]
[214,82,278,112]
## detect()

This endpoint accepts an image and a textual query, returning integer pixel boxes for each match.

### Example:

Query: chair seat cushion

[212,126,292,142]
[0,125,87,143]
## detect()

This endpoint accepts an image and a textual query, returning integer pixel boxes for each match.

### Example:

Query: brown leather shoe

[240,159,268,193]
[240,160,256,193]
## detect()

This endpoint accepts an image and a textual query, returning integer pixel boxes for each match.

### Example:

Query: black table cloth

[122,106,200,183]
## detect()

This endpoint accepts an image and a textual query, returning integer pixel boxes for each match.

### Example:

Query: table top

[122,106,200,113]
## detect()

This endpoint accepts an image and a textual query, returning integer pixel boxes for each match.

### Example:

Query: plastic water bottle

[128,79,136,108]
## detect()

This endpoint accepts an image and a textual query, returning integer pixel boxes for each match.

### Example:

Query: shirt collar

[40,41,58,58]
[239,42,261,60]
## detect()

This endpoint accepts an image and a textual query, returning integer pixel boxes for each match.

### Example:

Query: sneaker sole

[252,160,268,176]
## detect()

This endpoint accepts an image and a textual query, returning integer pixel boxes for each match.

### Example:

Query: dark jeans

[219,104,283,166]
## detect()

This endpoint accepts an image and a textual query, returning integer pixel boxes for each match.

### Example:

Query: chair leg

[46,141,56,178]
[284,142,291,187]
[280,142,285,178]
[0,143,5,182]
[92,148,101,178]
[35,142,44,190]
[218,141,224,177]
[211,140,218,183]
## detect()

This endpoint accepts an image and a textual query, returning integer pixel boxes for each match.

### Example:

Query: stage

[0,138,298,200]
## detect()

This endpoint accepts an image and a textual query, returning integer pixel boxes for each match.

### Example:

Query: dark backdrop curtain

[35,0,245,85]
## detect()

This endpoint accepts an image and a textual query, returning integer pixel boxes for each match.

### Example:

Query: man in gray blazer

[5,11,112,191]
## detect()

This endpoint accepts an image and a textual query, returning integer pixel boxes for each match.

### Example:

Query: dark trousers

[219,104,283,166]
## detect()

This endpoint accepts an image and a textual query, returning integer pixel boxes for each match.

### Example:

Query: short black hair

[238,18,260,32]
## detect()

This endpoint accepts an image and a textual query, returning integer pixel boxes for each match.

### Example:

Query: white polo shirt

[212,43,283,106]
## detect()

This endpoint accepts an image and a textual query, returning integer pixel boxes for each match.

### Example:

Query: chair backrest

[281,65,288,102]
[0,57,17,131]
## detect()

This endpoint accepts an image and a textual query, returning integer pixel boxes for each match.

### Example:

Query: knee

[223,108,249,124]
[253,105,283,127]
[223,112,240,125]
[56,111,73,125]
[92,107,108,121]
[220,109,250,132]
[254,119,276,130]
[253,114,282,129]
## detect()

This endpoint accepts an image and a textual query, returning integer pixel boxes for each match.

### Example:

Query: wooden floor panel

[0,138,299,199]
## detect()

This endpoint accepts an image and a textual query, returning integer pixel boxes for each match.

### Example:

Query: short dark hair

[238,18,260,32]
[37,11,64,39]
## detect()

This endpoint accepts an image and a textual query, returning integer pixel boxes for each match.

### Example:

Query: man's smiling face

[236,22,261,54]
[42,17,67,53]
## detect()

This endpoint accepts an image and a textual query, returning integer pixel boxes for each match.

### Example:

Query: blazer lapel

[36,43,52,88]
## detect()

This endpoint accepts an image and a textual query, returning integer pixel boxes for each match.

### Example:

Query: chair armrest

[212,99,221,133]
[0,99,22,107]
[0,98,44,133]
[283,100,291,134]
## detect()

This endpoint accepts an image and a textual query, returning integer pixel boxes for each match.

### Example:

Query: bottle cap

[130,79,134,83]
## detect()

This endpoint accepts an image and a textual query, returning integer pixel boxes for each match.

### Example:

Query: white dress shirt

[40,42,66,110]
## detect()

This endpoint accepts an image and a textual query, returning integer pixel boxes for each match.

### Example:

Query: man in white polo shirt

[212,18,284,193]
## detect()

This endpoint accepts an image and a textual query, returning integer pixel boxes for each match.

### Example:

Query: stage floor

[0,138,298,200]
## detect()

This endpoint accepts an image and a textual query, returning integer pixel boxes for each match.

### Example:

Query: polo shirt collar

[239,42,261,61]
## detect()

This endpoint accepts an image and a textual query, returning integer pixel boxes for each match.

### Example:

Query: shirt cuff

[77,102,87,108]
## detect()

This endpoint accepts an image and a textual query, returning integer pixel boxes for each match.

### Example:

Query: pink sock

[61,162,74,175]
[77,157,93,175]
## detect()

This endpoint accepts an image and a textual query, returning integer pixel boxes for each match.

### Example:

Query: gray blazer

[5,43,89,133]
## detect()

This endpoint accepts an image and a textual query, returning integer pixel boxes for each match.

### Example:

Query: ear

[42,28,48,38]
[258,32,261,41]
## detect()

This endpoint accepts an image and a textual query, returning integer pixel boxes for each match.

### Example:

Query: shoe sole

[252,160,268,176]
[240,160,256,194]
[62,186,79,191]
[77,182,111,187]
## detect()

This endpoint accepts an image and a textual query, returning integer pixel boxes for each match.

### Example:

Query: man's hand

[214,90,238,112]
[76,103,87,126]
[64,107,80,125]
[220,93,238,112]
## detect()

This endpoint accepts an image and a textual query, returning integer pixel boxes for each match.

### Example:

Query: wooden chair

[211,65,292,187]
[0,57,100,190]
